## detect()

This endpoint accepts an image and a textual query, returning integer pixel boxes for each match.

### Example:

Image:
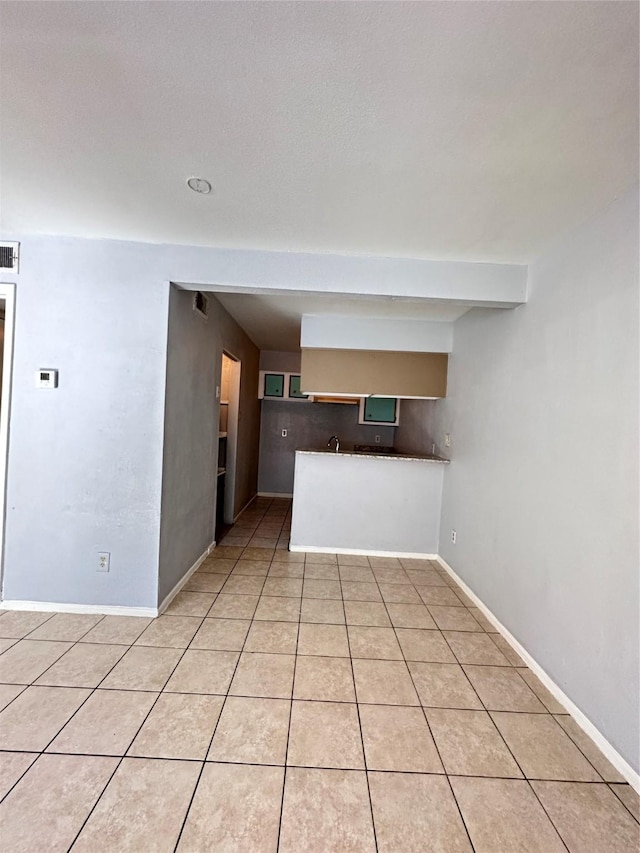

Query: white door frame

[0,283,16,594]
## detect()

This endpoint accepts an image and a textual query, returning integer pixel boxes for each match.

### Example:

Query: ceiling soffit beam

[172,245,527,307]
[301,316,453,353]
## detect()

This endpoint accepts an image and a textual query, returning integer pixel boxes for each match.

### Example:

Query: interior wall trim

[436,555,640,793]
[0,600,157,618]
[157,539,216,615]
[289,545,438,559]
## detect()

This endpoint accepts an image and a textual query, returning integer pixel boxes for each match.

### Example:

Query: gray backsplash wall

[393,399,439,455]
[258,400,396,494]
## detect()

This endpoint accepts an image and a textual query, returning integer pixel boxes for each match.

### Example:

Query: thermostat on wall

[35,369,58,388]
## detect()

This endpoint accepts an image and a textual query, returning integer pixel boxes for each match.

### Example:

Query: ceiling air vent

[0,242,19,273]
[193,291,208,318]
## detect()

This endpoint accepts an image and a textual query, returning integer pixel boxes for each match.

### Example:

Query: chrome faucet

[327,435,340,453]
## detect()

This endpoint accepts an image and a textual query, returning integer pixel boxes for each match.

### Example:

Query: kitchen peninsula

[289,448,449,557]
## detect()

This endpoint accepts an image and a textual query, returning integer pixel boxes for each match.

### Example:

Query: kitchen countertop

[296,448,450,463]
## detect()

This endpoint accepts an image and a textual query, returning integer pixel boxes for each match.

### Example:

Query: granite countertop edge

[296,449,450,463]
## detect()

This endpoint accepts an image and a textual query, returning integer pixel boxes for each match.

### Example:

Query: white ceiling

[213,291,469,352]
[1,2,637,263]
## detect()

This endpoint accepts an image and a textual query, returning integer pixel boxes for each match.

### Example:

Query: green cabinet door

[288,375,308,399]
[264,373,285,397]
[363,397,397,423]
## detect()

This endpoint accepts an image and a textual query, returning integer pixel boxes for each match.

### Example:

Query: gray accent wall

[394,399,437,456]
[158,289,260,604]
[258,400,396,494]
[430,186,640,772]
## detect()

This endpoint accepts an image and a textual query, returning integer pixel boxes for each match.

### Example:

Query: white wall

[430,186,640,773]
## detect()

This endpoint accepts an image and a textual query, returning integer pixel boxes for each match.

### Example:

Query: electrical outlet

[375,435,381,443]
[97,551,110,572]
[281,429,287,437]
[444,433,451,447]
[451,530,457,544]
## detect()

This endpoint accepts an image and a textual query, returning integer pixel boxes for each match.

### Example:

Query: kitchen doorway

[216,351,241,540]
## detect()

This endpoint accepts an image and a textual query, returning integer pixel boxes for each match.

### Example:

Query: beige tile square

[0,610,54,638]
[100,645,182,691]
[0,754,118,853]
[254,596,301,622]
[517,668,567,713]
[298,623,349,656]
[0,685,90,751]
[207,594,259,619]
[221,574,265,595]
[35,643,126,688]
[73,757,199,853]
[135,615,202,648]
[407,569,447,587]
[369,771,471,853]
[443,631,510,665]
[164,649,239,694]
[553,715,627,783]
[305,552,338,565]
[378,583,421,604]
[268,561,305,578]
[359,704,443,773]
[344,600,390,627]
[337,554,371,567]
[304,563,340,580]
[450,777,566,853]
[348,626,403,660]
[371,568,411,585]
[129,693,223,759]
[26,613,104,641]
[396,628,456,662]
[386,603,436,629]
[288,700,364,769]
[48,689,157,755]
[303,578,342,599]
[198,557,236,573]
[210,545,244,560]
[466,606,499,632]
[352,659,419,705]
[190,617,250,651]
[417,586,464,606]
[178,762,284,853]
[231,558,271,576]
[341,581,382,601]
[429,606,483,631]
[244,620,298,654]
[408,661,483,709]
[0,639,73,684]
[301,597,345,624]
[184,572,226,593]
[369,557,403,569]
[492,712,601,781]
[243,547,275,561]
[208,696,290,764]
[79,615,153,645]
[294,655,356,702]
[164,591,217,616]
[271,551,305,564]
[249,537,279,549]
[0,751,37,799]
[463,665,546,712]
[0,682,25,711]
[262,577,303,597]
[229,652,295,698]
[610,783,640,822]
[0,637,18,654]
[426,708,523,777]
[339,566,376,584]
[531,780,640,853]
[279,767,375,852]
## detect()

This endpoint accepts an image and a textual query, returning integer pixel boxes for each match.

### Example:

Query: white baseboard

[436,555,640,793]
[258,492,294,499]
[0,600,157,618]
[289,544,438,559]
[157,539,216,615]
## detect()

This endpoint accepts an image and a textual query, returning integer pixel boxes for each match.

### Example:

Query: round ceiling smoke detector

[187,177,212,194]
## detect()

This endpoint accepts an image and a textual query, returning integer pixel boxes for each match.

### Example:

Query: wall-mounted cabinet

[358,397,400,426]
[259,371,311,402]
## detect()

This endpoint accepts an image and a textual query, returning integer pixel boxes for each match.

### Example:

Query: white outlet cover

[281,429,287,437]
[444,433,451,447]
[35,369,58,388]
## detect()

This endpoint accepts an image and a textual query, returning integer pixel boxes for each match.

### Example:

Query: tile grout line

[368,556,478,853]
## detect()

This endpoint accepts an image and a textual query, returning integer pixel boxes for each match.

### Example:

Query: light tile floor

[0,496,638,851]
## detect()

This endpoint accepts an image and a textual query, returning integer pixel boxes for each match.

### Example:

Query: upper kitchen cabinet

[359,396,400,426]
[300,349,448,398]
[259,371,311,402]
